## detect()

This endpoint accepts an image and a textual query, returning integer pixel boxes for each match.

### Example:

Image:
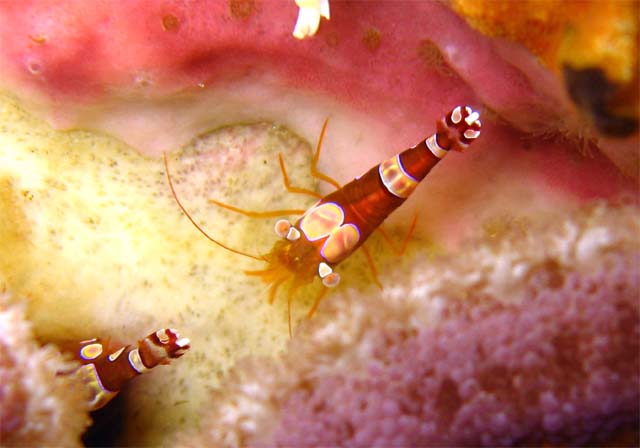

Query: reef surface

[0,0,638,446]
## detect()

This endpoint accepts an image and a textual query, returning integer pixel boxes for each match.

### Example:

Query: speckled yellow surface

[0,91,387,444]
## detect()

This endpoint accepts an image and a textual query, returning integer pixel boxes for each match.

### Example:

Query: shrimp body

[63,328,190,410]
[164,105,481,332]
[257,105,482,291]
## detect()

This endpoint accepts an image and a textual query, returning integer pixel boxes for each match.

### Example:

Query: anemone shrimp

[59,328,190,411]
[164,105,482,336]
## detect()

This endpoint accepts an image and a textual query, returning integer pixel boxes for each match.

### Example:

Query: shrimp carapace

[60,328,190,411]
[165,105,482,334]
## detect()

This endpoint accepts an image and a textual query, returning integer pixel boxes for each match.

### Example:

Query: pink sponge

[275,255,638,446]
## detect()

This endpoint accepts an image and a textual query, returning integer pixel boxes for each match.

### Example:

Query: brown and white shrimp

[60,328,190,411]
[164,105,482,335]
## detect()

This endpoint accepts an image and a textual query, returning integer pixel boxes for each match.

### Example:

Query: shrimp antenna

[163,153,263,261]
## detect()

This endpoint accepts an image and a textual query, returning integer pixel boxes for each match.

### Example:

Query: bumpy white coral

[0,294,91,447]
[176,203,639,446]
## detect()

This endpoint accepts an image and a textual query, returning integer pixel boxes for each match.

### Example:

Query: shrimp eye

[275,219,291,238]
[318,262,340,287]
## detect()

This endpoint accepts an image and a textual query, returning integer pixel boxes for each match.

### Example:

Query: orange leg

[278,153,322,199]
[266,277,286,304]
[376,214,419,256]
[209,118,342,217]
[361,244,383,290]
[286,286,296,339]
[309,119,342,190]
[307,286,329,318]
[276,118,342,197]
[208,199,305,219]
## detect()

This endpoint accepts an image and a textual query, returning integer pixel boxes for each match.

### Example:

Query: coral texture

[0,2,637,444]
[450,0,639,139]
[177,204,639,446]
[0,295,90,447]
[0,1,637,177]
[450,0,638,84]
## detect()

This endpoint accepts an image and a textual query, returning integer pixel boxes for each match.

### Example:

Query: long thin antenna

[163,153,263,261]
